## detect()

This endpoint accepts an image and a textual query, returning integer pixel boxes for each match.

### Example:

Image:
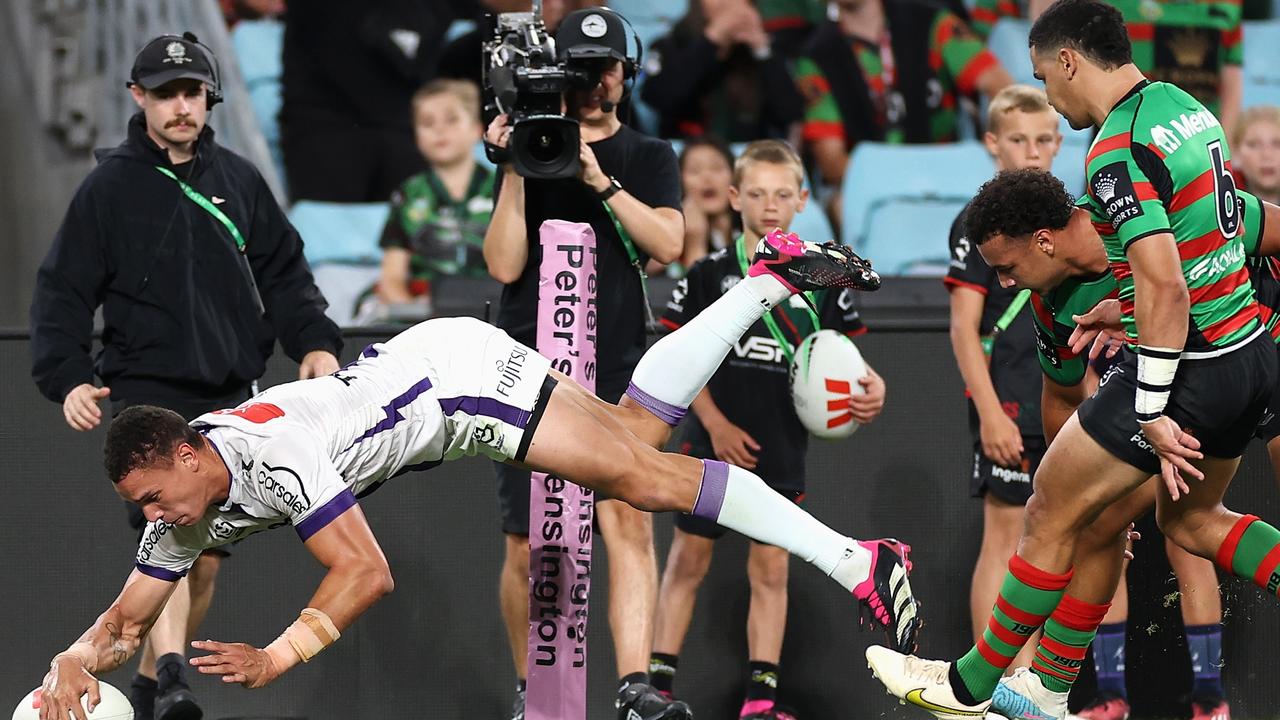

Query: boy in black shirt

[649,141,888,719]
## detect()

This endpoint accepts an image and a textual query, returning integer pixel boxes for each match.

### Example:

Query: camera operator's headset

[566,9,644,118]
[127,31,223,109]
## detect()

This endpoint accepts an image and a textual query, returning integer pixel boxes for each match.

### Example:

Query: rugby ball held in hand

[13,683,133,720]
[791,329,868,439]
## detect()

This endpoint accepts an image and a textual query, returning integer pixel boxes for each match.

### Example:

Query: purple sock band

[692,460,730,520]
[625,382,687,426]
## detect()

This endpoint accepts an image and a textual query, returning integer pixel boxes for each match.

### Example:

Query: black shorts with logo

[1078,333,1277,475]
[969,436,1046,506]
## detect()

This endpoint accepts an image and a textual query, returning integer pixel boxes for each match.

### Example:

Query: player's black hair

[104,405,204,483]
[964,169,1076,246]
[1028,0,1133,70]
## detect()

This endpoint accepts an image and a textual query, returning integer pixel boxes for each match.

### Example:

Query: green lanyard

[155,166,246,252]
[981,288,1031,355]
[734,235,820,366]
[601,201,658,331]
[155,165,264,313]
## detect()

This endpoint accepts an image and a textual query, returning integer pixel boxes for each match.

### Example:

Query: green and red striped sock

[952,554,1073,703]
[1216,514,1280,595]
[1030,594,1111,693]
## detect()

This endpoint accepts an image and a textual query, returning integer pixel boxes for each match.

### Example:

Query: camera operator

[482,8,689,720]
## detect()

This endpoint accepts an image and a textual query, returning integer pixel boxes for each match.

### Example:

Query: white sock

[627,275,791,424]
[692,460,871,591]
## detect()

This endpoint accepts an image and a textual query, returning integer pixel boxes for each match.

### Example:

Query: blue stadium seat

[1243,20,1280,109]
[841,141,992,250]
[290,201,390,266]
[860,198,968,275]
[231,19,286,180]
[987,19,1034,85]
[231,19,284,90]
[291,201,391,326]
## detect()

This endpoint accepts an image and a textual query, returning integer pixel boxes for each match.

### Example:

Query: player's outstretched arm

[39,570,176,720]
[190,502,392,689]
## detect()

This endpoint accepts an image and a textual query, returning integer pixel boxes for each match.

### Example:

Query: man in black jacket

[29,33,342,720]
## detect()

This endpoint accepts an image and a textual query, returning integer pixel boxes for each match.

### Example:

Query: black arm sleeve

[30,186,109,403]
[640,34,721,114]
[246,173,343,361]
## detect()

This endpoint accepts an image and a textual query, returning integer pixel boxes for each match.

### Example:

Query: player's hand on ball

[40,655,101,720]
[190,639,282,689]
[1140,416,1204,500]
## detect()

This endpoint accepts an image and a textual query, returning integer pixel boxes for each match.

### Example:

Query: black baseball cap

[128,32,217,90]
[556,9,629,63]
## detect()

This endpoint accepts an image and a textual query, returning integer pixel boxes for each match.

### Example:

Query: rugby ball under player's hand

[13,683,133,720]
[790,329,868,440]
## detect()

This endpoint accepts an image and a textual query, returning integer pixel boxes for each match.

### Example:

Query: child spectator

[1234,105,1280,205]
[358,79,495,323]
[650,140,887,720]
[673,137,739,274]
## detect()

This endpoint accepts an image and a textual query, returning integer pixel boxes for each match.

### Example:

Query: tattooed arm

[39,570,175,720]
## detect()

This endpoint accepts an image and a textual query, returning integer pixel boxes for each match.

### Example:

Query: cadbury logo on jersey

[1092,162,1145,229]
[257,464,311,515]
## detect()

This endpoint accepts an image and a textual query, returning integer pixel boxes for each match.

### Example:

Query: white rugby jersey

[135,318,551,580]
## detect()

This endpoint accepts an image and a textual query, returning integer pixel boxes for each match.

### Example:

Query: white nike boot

[989,668,1069,720]
[865,646,991,719]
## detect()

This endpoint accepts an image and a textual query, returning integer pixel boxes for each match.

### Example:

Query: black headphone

[131,32,224,109]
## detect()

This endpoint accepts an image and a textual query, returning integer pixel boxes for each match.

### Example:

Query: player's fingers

[743,433,761,451]
[191,639,229,652]
[1162,465,1183,501]
[1179,431,1202,450]
[195,661,237,676]
[68,693,88,720]
[1168,453,1203,483]
[1069,326,1097,354]
[86,679,101,712]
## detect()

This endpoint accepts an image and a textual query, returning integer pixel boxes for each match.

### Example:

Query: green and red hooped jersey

[1035,189,1272,387]
[1082,80,1261,355]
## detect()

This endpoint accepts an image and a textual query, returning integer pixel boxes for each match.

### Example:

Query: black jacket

[30,113,342,403]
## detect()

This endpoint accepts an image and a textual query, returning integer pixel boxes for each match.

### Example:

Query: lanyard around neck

[734,235,820,366]
[155,166,246,253]
[601,201,658,331]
